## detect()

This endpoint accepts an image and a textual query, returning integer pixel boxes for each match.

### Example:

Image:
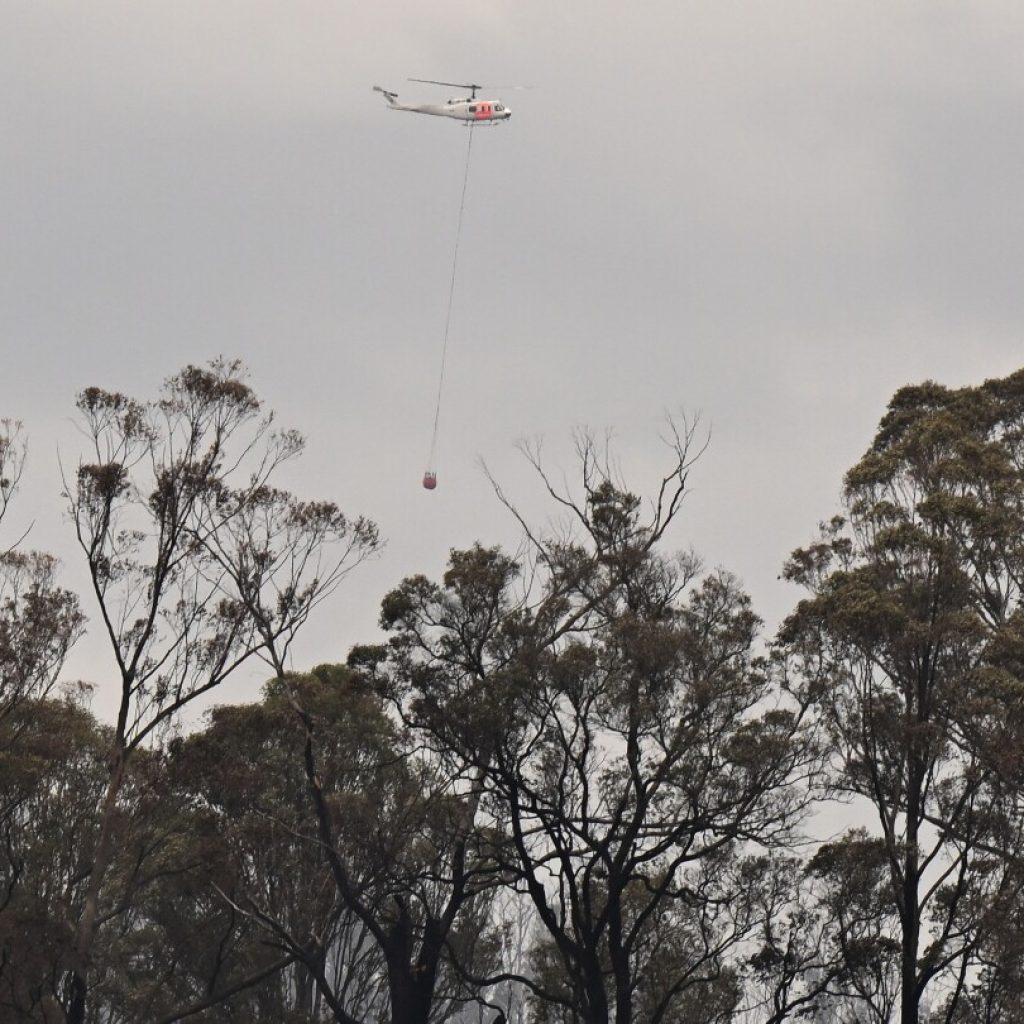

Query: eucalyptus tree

[296,661,504,1024]
[780,370,1024,1022]
[168,663,501,1024]
[152,669,385,1023]
[741,855,851,1024]
[0,420,84,1019]
[0,696,266,1024]
[379,430,819,1024]
[937,862,1024,1023]
[61,360,379,1024]
[0,699,104,1023]
[0,417,84,763]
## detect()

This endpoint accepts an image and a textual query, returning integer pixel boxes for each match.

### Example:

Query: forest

[3,359,1024,1024]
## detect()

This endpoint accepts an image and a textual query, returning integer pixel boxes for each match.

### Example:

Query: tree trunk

[901,868,925,1024]
[900,747,924,1024]
[67,745,126,1024]
[387,969,434,1024]
[581,962,610,1024]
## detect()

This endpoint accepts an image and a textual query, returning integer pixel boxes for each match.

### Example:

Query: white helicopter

[373,79,512,124]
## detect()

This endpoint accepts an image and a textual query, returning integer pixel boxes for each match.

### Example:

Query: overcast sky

[4,2,1024,717]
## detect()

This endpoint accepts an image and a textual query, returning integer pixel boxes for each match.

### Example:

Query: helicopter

[373,79,512,124]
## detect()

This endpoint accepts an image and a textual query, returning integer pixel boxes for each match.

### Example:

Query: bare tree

[62,360,380,1024]
[0,419,27,530]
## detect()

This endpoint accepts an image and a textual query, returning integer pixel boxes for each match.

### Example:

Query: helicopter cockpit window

[495,104,504,111]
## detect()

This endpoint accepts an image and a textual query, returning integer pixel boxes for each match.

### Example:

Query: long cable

[427,124,475,473]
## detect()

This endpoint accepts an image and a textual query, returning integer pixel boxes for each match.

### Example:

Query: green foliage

[10,373,1024,1023]
[781,367,1024,1022]
[376,433,816,1024]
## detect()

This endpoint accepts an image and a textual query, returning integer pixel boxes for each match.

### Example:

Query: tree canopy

[4,365,1024,1023]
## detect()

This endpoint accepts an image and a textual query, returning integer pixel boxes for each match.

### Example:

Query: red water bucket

[422,471,437,490]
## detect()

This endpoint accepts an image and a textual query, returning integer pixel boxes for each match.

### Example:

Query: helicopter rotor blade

[409,78,483,91]
[409,79,530,91]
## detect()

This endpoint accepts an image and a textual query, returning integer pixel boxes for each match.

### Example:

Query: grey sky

[4,2,1024,716]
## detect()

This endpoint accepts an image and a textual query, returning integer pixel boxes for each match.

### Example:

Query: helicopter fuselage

[375,87,511,123]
